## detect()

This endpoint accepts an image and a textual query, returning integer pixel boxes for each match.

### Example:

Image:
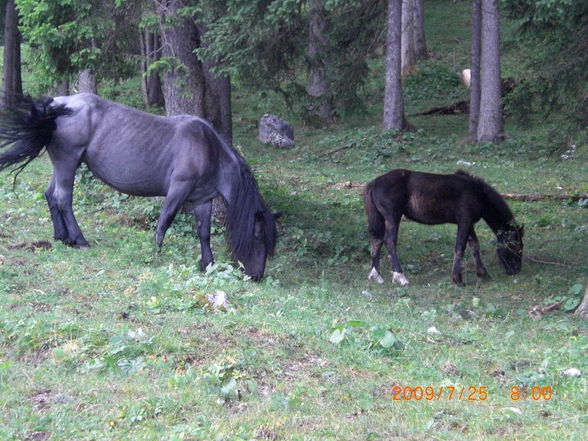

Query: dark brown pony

[364,169,524,286]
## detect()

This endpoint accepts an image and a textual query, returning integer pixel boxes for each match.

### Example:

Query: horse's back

[370,169,484,225]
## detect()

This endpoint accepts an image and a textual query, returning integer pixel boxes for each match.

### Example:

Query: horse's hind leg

[451,222,471,286]
[154,180,194,250]
[46,164,89,248]
[193,201,214,271]
[45,176,68,242]
[368,237,385,283]
[468,228,489,280]
[383,214,409,286]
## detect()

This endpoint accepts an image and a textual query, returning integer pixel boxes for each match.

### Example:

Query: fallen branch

[413,100,469,116]
[317,144,354,158]
[502,193,588,201]
[528,300,565,319]
[524,254,573,267]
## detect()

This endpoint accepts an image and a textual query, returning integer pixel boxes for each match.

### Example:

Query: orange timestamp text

[391,385,489,401]
[390,385,554,401]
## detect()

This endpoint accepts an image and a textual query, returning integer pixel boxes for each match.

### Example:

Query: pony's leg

[44,175,68,242]
[451,223,471,286]
[193,201,214,271]
[383,215,409,286]
[154,180,194,250]
[368,237,385,283]
[468,228,490,279]
[50,161,89,248]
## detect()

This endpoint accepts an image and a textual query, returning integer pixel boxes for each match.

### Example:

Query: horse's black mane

[214,134,277,262]
[454,169,513,222]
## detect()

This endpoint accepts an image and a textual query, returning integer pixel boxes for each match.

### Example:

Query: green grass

[1,1,588,440]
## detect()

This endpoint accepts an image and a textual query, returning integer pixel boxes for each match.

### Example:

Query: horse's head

[240,209,278,281]
[496,222,524,275]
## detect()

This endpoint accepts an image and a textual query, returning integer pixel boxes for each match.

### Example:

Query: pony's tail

[0,96,70,176]
[363,181,385,239]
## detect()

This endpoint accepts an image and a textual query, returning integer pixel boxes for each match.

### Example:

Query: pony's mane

[214,134,277,262]
[455,169,514,222]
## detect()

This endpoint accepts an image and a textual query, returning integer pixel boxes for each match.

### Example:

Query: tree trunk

[469,0,482,139]
[202,69,233,143]
[476,0,503,142]
[158,0,205,117]
[55,78,70,96]
[307,0,334,122]
[78,69,98,94]
[140,29,165,108]
[2,0,23,109]
[196,21,233,142]
[413,0,427,60]
[383,0,406,130]
[401,0,416,76]
[575,282,588,318]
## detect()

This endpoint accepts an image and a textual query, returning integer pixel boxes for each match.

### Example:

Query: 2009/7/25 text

[390,385,553,401]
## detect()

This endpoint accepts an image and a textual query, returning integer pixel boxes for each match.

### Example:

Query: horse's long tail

[363,180,385,239]
[0,96,70,176]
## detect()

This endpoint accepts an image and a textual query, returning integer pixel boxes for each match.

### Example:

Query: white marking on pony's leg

[392,272,409,286]
[368,267,384,284]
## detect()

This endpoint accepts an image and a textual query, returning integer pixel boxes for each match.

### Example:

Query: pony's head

[237,208,277,281]
[496,222,524,275]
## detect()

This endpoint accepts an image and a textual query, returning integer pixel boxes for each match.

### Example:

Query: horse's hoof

[368,268,384,284]
[392,272,409,286]
[452,277,465,287]
[477,271,491,281]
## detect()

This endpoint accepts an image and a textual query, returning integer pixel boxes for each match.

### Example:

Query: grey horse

[0,93,277,280]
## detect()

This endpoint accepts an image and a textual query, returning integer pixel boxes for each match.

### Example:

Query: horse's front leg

[193,201,214,271]
[383,216,409,286]
[468,228,490,280]
[47,161,89,248]
[451,223,471,286]
[154,179,194,251]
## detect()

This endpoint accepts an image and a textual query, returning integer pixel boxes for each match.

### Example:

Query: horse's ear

[520,224,525,238]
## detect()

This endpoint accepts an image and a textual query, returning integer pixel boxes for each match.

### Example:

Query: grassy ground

[1,1,588,440]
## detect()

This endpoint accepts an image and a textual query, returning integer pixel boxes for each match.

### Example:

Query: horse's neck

[217,151,251,206]
[482,203,513,234]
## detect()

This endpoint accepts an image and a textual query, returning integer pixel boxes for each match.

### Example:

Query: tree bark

[158,0,205,117]
[383,0,407,131]
[140,30,165,108]
[2,0,23,109]
[401,0,416,76]
[307,0,334,122]
[413,0,427,60]
[197,21,233,142]
[469,0,482,139]
[202,65,233,142]
[55,78,69,96]
[575,282,588,318]
[78,69,98,94]
[476,0,503,142]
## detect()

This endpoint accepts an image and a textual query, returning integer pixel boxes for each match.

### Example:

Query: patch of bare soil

[8,240,52,251]
[25,432,51,441]
[31,389,53,411]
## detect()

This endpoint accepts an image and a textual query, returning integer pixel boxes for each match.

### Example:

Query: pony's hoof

[477,271,491,281]
[452,277,465,286]
[368,268,384,284]
[392,272,409,286]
